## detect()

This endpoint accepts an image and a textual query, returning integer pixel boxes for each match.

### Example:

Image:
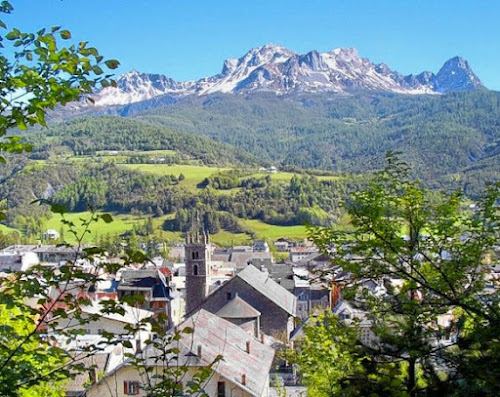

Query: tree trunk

[408,357,416,397]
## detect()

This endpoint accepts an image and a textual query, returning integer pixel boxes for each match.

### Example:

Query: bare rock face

[89,45,485,107]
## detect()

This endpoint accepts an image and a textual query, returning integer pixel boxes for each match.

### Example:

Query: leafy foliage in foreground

[306,154,500,396]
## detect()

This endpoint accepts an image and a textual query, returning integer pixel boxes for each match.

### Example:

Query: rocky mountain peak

[433,56,483,92]
[88,45,486,107]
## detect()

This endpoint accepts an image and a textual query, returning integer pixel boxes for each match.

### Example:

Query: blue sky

[6,0,500,90]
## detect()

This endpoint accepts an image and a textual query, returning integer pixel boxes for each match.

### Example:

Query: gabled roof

[216,295,261,319]
[81,302,154,324]
[133,309,274,397]
[236,265,297,316]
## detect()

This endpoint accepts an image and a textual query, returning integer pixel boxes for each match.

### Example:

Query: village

[2,225,490,397]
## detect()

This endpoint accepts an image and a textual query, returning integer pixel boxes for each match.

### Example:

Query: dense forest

[0,158,350,238]
[21,116,258,166]
[133,90,500,193]
[2,90,499,242]
[16,90,500,196]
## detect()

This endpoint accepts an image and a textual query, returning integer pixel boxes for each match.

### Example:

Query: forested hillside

[22,116,258,166]
[3,89,499,243]
[132,90,500,192]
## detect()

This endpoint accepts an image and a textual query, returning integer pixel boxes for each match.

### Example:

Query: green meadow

[45,212,182,244]
[240,219,309,240]
[119,164,230,190]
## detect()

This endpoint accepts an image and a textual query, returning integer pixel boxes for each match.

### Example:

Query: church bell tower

[185,230,211,314]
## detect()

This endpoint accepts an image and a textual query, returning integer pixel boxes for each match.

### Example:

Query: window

[217,381,225,397]
[124,381,140,395]
[226,292,232,300]
[193,264,198,276]
[191,251,199,260]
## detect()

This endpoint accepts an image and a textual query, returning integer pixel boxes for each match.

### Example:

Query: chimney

[89,367,98,384]
[241,374,246,386]
[246,341,251,354]
[197,344,202,357]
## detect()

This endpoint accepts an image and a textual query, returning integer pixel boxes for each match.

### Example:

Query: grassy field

[120,165,343,192]
[0,223,18,233]
[119,164,230,190]
[240,219,309,240]
[46,212,310,245]
[210,230,252,247]
[45,212,182,244]
[249,171,343,183]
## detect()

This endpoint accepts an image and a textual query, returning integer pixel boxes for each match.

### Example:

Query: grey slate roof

[216,295,261,319]
[139,309,274,397]
[66,353,110,395]
[262,263,295,292]
[237,265,297,316]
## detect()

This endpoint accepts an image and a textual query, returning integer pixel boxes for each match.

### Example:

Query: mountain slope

[88,44,484,107]
[27,116,259,166]
[134,90,500,189]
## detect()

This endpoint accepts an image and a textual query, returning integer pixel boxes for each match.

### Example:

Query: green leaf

[92,65,103,75]
[100,213,113,223]
[5,28,19,40]
[104,59,120,69]
[60,30,71,39]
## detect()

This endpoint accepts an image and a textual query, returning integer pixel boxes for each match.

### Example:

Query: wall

[200,277,292,337]
[86,365,259,397]
[54,313,151,345]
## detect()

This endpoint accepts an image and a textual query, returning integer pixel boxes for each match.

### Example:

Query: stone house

[196,265,297,339]
[86,309,275,397]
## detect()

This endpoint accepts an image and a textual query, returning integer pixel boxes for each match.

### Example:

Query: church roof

[236,265,297,316]
[216,294,261,319]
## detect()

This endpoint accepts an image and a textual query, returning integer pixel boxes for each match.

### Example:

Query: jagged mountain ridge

[91,44,485,107]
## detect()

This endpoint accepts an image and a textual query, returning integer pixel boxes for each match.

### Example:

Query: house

[117,268,183,327]
[292,267,330,320]
[1,244,81,265]
[289,247,319,263]
[86,309,275,397]
[169,243,185,262]
[0,251,39,272]
[252,240,270,253]
[51,302,154,348]
[64,345,129,397]
[42,229,60,241]
[195,265,297,339]
[211,248,274,270]
[333,300,376,346]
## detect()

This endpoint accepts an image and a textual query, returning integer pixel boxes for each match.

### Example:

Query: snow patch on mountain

[89,45,485,107]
